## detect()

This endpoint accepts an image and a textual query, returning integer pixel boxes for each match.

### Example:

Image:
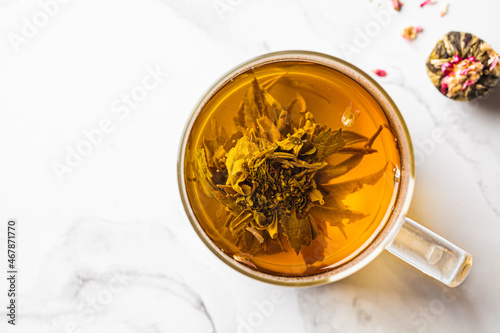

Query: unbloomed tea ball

[426,31,500,102]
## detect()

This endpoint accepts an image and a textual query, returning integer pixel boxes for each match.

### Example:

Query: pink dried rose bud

[460,68,471,76]
[462,80,476,91]
[372,69,387,77]
[439,54,484,97]
[441,62,453,74]
[420,0,435,8]
[440,3,449,17]
[391,0,403,11]
[453,54,462,63]
[402,26,423,41]
[488,56,499,71]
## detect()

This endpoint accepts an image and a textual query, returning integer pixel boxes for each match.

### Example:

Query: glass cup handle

[386,217,472,287]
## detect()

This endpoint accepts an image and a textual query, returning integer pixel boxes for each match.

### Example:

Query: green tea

[184,61,401,276]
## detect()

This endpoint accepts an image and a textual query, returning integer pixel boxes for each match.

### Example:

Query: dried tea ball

[426,31,500,101]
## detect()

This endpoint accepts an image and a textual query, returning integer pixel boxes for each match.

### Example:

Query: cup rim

[177,50,415,287]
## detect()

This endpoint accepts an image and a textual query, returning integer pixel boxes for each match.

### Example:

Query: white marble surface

[0,0,499,332]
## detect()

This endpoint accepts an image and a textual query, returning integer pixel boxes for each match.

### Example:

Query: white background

[1,0,499,332]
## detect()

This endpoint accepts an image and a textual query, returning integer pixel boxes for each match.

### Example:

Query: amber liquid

[184,61,401,276]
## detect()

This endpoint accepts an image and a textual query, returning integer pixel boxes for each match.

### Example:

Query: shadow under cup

[178,51,415,287]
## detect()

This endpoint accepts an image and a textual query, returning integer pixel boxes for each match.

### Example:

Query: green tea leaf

[251,78,268,118]
[337,147,377,155]
[316,154,363,184]
[312,129,346,160]
[290,159,328,170]
[223,131,244,152]
[263,91,282,123]
[256,116,281,142]
[276,75,331,104]
[268,213,279,239]
[365,125,383,148]
[276,109,291,135]
[233,103,246,128]
[193,147,218,195]
[301,219,328,266]
[225,136,259,195]
[276,130,305,155]
[342,130,369,145]
[309,187,325,205]
[261,73,286,90]
[281,209,317,254]
[321,164,387,199]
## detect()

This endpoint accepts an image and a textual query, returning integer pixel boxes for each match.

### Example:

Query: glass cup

[177,51,472,287]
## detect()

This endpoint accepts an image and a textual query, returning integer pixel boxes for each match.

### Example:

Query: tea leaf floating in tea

[192,76,386,261]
